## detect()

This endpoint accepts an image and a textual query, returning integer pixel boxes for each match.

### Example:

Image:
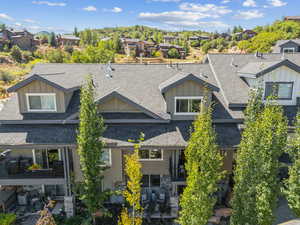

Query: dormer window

[265,82,293,100]
[283,48,295,53]
[175,96,202,115]
[26,93,57,112]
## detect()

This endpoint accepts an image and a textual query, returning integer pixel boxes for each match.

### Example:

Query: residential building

[163,35,179,43]
[273,39,300,53]
[188,35,210,41]
[121,38,156,57]
[57,34,80,46]
[284,16,300,22]
[158,43,186,59]
[0,53,299,217]
[0,28,34,50]
[235,30,257,41]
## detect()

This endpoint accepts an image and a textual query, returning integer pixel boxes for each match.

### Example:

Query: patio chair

[53,161,64,177]
[6,160,19,175]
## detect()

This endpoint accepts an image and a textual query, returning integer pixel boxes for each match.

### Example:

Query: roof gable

[7,74,74,93]
[279,39,300,47]
[159,72,219,94]
[238,59,300,78]
[97,90,168,120]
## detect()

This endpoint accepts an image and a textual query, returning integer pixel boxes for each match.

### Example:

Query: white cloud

[243,0,257,7]
[165,20,229,28]
[83,6,97,11]
[32,1,66,7]
[266,0,287,7]
[103,7,123,13]
[0,13,14,21]
[179,3,232,15]
[23,19,38,23]
[139,11,229,29]
[222,0,231,3]
[235,10,264,19]
[14,22,23,27]
[111,7,123,13]
[139,11,216,22]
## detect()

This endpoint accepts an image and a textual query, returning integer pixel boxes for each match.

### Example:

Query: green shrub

[10,45,22,63]
[0,213,17,225]
[0,71,15,83]
[22,51,34,63]
[152,51,161,58]
[167,48,180,59]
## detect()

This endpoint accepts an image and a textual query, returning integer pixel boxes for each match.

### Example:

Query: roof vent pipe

[255,51,263,58]
[230,57,237,67]
[104,61,114,78]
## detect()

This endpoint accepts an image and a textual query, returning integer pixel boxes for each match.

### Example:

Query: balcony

[0,150,65,180]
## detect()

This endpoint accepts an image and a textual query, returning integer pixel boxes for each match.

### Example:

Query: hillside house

[121,38,156,57]
[0,28,34,50]
[284,16,300,22]
[57,35,80,46]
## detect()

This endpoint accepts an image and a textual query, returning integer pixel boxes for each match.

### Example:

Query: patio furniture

[6,160,18,175]
[17,192,29,205]
[53,161,64,177]
[19,158,32,173]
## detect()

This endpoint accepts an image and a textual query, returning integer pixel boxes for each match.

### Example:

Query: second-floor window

[265,82,293,100]
[175,96,202,114]
[26,93,57,112]
[139,149,163,161]
[283,48,295,53]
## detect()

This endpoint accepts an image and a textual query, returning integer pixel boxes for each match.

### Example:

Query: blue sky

[0,0,298,33]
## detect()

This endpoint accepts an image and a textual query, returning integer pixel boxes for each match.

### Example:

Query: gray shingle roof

[0,122,241,148]
[6,63,219,122]
[207,53,300,107]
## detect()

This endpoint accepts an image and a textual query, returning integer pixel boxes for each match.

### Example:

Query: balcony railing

[0,157,65,179]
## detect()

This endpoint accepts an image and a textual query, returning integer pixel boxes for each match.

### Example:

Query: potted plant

[28,164,42,171]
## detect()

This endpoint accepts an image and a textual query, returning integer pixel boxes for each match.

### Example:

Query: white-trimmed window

[26,93,57,112]
[101,149,112,166]
[283,48,295,53]
[175,96,202,115]
[139,149,163,161]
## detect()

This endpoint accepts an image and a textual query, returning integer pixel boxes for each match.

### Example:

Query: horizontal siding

[246,66,300,106]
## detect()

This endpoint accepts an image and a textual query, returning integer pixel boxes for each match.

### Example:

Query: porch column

[63,147,75,217]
